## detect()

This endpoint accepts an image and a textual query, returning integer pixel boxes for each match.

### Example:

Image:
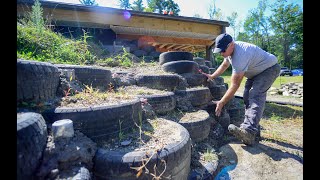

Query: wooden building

[17,0,229,61]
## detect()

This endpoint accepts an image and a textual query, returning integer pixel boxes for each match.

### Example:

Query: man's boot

[228,124,256,145]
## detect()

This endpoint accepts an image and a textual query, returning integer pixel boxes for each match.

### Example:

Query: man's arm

[215,72,245,116]
[202,58,230,80]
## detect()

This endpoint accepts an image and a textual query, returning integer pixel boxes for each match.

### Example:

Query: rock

[52,119,74,140]
[120,139,132,146]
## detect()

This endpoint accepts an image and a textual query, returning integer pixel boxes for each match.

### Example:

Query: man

[201,33,280,145]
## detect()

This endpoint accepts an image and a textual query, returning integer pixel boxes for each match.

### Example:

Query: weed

[83,84,95,94]
[107,83,115,93]
[270,112,282,122]
[130,146,167,179]
[203,148,218,162]
[63,87,72,98]
[29,0,45,33]
[118,119,125,141]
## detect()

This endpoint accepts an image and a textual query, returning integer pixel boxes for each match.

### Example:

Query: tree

[132,0,144,11]
[119,0,131,9]
[208,0,224,20]
[79,0,98,6]
[147,0,180,15]
[193,14,202,18]
[252,0,271,51]
[269,0,303,68]
[147,0,165,13]
[226,12,238,39]
[164,0,180,15]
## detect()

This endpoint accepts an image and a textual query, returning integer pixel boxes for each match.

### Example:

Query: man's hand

[215,100,225,117]
[198,69,212,81]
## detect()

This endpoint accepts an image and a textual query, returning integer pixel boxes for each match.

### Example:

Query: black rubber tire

[205,60,213,68]
[209,68,216,74]
[141,45,156,53]
[175,87,213,107]
[178,110,211,142]
[159,51,193,65]
[17,112,48,180]
[162,60,199,74]
[135,74,181,91]
[133,49,148,57]
[215,111,231,129]
[93,119,191,180]
[193,57,206,66]
[228,108,244,126]
[42,99,142,141]
[137,92,176,115]
[199,65,210,74]
[209,85,227,100]
[17,59,60,103]
[54,64,112,90]
[214,76,224,85]
[180,73,208,87]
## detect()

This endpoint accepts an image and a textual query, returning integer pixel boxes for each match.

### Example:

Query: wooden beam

[118,34,213,46]
[159,44,170,49]
[172,45,186,50]
[180,45,193,50]
[166,44,176,49]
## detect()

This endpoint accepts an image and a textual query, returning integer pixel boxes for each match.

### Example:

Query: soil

[111,63,173,75]
[57,89,137,108]
[95,118,183,153]
[179,110,209,122]
[118,85,172,96]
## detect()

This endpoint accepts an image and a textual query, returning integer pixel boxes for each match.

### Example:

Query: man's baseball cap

[212,33,233,53]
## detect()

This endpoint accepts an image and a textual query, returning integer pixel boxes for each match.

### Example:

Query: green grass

[220,70,303,89]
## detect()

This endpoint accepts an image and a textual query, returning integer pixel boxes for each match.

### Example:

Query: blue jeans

[240,63,281,134]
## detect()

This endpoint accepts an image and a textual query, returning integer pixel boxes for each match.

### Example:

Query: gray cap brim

[212,47,222,53]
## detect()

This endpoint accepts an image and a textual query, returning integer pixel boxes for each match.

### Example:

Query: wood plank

[118,34,213,46]
[172,45,186,50]
[166,44,177,49]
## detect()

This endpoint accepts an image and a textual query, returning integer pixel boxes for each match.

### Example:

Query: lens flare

[123,11,131,20]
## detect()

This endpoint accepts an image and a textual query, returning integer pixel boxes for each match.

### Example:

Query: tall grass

[17,0,97,65]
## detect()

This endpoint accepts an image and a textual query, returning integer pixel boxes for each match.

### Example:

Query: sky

[45,0,303,34]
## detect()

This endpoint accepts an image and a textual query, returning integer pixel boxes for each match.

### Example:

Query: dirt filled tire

[159,51,193,65]
[135,74,181,91]
[17,59,60,103]
[215,111,231,129]
[17,112,48,180]
[180,73,208,87]
[209,85,227,100]
[205,60,213,68]
[54,64,112,89]
[137,92,176,115]
[42,99,142,141]
[214,76,225,85]
[178,110,211,142]
[93,119,191,180]
[162,60,199,74]
[199,65,210,74]
[175,87,213,107]
[193,57,206,66]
